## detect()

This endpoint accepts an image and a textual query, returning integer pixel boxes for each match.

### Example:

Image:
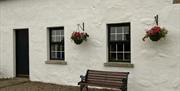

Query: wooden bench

[78,70,129,91]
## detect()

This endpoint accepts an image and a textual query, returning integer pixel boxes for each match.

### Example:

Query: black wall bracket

[154,15,159,26]
[77,22,85,31]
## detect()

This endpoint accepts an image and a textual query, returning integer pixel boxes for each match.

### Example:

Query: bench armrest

[121,78,128,90]
[78,75,86,85]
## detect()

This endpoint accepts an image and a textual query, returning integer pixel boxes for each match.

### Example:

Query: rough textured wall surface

[0,0,180,91]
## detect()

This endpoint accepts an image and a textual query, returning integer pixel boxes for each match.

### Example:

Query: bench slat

[88,76,124,82]
[87,79,123,84]
[88,81,123,88]
[88,74,128,79]
[88,70,129,75]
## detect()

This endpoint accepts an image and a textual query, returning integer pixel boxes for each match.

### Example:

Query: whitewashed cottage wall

[0,0,180,91]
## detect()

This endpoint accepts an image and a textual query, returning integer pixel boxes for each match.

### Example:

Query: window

[49,27,64,60]
[108,23,131,63]
[173,0,180,3]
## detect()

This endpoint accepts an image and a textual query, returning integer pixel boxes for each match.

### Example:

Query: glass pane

[124,43,130,51]
[56,30,61,35]
[51,44,59,51]
[51,30,56,36]
[110,34,116,41]
[51,30,64,42]
[124,26,129,34]
[51,52,57,59]
[51,36,56,42]
[60,37,64,42]
[110,44,116,51]
[117,53,123,60]
[117,27,123,33]
[57,52,64,59]
[124,34,130,41]
[117,34,123,41]
[59,45,64,51]
[109,53,116,60]
[60,30,64,35]
[110,27,116,33]
[51,44,58,52]
[54,36,64,42]
[56,36,61,42]
[125,53,130,59]
[117,44,123,51]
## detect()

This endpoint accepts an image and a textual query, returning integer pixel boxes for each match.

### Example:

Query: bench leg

[86,86,88,91]
[122,88,127,91]
[80,85,84,91]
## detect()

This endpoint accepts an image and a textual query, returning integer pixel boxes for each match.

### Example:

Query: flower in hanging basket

[71,31,89,45]
[143,26,168,41]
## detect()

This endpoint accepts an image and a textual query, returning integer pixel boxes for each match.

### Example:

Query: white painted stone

[0,0,180,91]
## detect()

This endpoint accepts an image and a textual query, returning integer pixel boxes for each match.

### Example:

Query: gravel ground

[0,78,115,91]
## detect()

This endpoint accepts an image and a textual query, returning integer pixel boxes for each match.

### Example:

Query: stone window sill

[45,60,67,65]
[104,62,134,68]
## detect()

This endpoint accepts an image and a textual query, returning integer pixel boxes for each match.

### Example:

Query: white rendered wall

[0,0,180,91]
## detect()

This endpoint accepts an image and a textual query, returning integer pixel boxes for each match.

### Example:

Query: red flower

[147,26,161,36]
[151,26,161,33]
[74,32,81,37]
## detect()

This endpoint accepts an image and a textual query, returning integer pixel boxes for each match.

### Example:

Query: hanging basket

[143,26,168,42]
[73,39,83,45]
[71,31,89,45]
[149,33,161,41]
[142,15,168,42]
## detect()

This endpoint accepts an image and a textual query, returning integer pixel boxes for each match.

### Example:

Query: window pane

[51,30,56,36]
[117,34,123,41]
[59,45,64,51]
[117,27,123,33]
[124,26,129,34]
[110,27,116,33]
[56,30,61,35]
[51,52,57,59]
[51,36,56,42]
[55,36,64,42]
[60,37,64,43]
[117,44,123,51]
[124,34,130,41]
[110,34,116,41]
[51,44,64,52]
[57,52,64,59]
[110,44,116,51]
[61,30,64,35]
[117,53,123,60]
[125,53,130,59]
[51,44,59,51]
[109,53,116,60]
[51,30,64,42]
[124,43,130,51]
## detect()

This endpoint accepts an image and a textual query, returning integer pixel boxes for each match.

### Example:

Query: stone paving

[0,78,115,91]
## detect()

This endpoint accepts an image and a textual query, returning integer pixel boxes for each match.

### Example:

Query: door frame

[13,28,29,77]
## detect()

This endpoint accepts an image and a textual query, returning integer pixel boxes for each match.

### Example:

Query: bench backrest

[85,70,129,89]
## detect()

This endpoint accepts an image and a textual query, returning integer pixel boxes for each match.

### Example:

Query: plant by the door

[71,31,89,44]
[143,15,168,41]
[71,23,89,45]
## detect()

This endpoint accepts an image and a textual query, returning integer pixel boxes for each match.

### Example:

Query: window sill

[104,62,134,68]
[45,60,67,65]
